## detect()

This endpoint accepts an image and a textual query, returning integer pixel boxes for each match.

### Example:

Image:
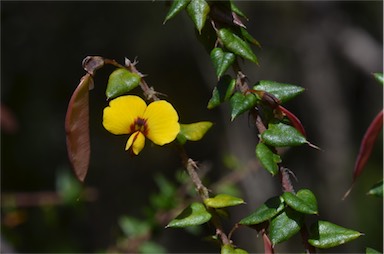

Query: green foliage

[308,221,362,248]
[255,143,281,176]
[367,179,383,197]
[177,121,213,144]
[56,170,83,204]
[269,208,304,245]
[373,72,383,85]
[163,0,190,23]
[366,247,381,253]
[217,28,258,64]
[204,194,244,208]
[230,92,258,121]
[150,174,177,210]
[62,1,372,252]
[221,244,249,254]
[106,68,141,100]
[166,202,212,228]
[252,80,305,104]
[207,75,235,109]
[119,216,151,237]
[139,241,167,254]
[210,47,236,79]
[239,196,284,225]
[261,122,307,147]
[186,0,210,33]
[282,189,318,215]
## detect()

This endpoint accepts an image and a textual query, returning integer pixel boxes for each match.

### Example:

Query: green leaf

[239,196,284,225]
[261,122,307,147]
[253,80,305,103]
[221,244,249,254]
[240,27,261,47]
[186,0,210,33]
[373,72,383,85]
[106,68,141,100]
[230,92,259,121]
[56,169,82,203]
[139,241,167,254]
[282,189,318,215]
[204,194,245,208]
[230,0,247,19]
[166,202,212,228]
[218,28,258,64]
[269,208,304,245]
[207,75,236,109]
[150,174,177,210]
[65,74,93,182]
[367,179,383,197]
[366,247,381,254]
[119,216,150,237]
[177,121,213,144]
[308,220,362,248]
[163,0,191,23]
[255,143,281,176]
[210,48,236,78]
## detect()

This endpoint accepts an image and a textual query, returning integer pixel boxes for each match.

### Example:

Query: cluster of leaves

[64,1,382,253]
[161,1,369,253]
[239,190,361,248]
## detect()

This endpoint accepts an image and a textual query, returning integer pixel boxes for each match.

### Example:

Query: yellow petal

[103,95,147,135]
[144,100,180,145]
[125,131,145,155]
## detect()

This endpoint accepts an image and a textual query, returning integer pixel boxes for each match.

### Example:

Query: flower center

[131,117,148,135]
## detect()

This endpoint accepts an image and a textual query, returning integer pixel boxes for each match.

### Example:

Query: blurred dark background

[1,1,382,253]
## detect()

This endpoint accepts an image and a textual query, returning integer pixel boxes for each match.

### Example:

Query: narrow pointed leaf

[240,27,261,47]
[106,68,141,100]
[373,72,383,85]
[282,189,318,215]
[210,48,236,78]
[230,92,258,121]
[353,110,383,182]
[253,80,304,103]
[278,105,306,137]
[230,0,247,19]
[186,0,210,33]
[261,123,307,147]
[164,0,191,23]
[308,221,362,248]
[239,196,284,225]
[262,232,274,254]
[65,74,93,182]
[166,202,212,228]
[177,121,213,144]
[218,28,258,64]
[207,75,236,109]
[367,179,383,197]
[269,208,304,245]
[255,143,281,176]
[204,194,244,208]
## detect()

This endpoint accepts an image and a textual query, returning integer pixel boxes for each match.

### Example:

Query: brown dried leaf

[65,73,93,182]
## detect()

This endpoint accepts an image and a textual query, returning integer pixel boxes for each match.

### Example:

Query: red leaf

[65,74,93,182]
[344,110,383,199]
[278,105,306,137]
[353,110,383,182]
[262,231,274,253]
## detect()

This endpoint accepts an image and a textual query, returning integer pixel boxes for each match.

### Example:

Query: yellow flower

[103,95,180,155]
